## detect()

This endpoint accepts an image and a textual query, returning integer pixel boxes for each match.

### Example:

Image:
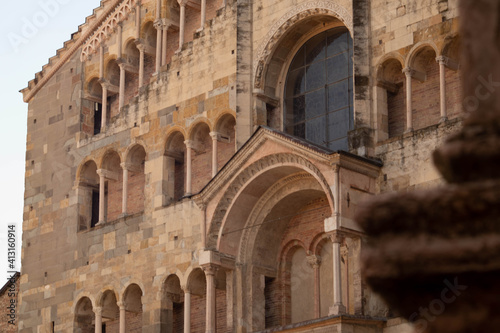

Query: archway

[75,297,95,333]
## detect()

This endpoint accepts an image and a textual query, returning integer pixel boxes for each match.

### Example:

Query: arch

[187,118,213,140]
[121,283,144,333]
[254,2,353,92]
[76,160,100,230]
[162,274,184,332]
[441,34,463,120]
[74,297,95,333]
[104,58,121,119]
[406,41,440,68]
[165,130,187,202]
[375,56,406,139]
[86,77,103,100]
[189,121,213,193]
[124,143,147,214]
[100,149,123,222]
[214,113,236,172]
[186,268,207,333]
[407,42,441,130]
[99,289,119,331]
[207,153,335,251]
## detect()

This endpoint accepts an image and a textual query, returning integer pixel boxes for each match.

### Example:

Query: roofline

[20,0,122,103]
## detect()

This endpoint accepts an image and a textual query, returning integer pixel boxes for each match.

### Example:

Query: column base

[404,128,414,134]
[439,116,448,123]
[96,220,105,226]
[328,303,346,316]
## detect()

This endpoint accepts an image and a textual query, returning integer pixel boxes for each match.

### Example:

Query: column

[135,3,141,39]
[99,46,104,79]
[118,301,126,333]
[200,0,206,31]
[203,265,217,333]
[121,163,129,215]
[94,307,102,333]
[155,19,162,73]
[436,56,448,122]
[209,132,218,177]
[101,84,108,131]
[138,44,145,88]
[403,68,413,132]
[307,255,322,319]
[183,287,191,333]
[97,170,106,224]
[117,24,123,58]
[178,0,187,51]
[329,233,346,315]
[119,63,126,110]
[162,21,168,66]
[184,140,193,195]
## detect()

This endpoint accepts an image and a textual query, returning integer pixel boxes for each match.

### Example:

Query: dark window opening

[94,102,102,135]
[91,190,99,228]
[174,159,185,201]
[284,27,353,151]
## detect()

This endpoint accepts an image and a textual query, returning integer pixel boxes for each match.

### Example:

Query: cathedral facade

[20,0,462,332]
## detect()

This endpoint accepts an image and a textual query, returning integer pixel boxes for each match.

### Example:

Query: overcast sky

[0,0,102,283]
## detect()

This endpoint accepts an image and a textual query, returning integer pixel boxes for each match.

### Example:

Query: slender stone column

[137,44,145,88]
[209,132,218,177]
[184,140,193,195]
[200,0,206,30]
[203,265,217,333]
[135,3,141,39]
[403,68,414,132]
[101,84,108,131]
[117,24,123,58]
[118,301,126,333]
[307,255,322,318]
[97,170,106,224]
[121,163,129,215]
[329,233,346,315]
[162,22,168,66]
[118,63,126,110]
[436,56,448,122]
[154,19,162,73]
[99,46,104,79]
[183,287,191,333]
[94,307,103,333]
[177,0,187,51]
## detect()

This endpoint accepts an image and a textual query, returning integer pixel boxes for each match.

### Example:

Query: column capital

[117,301,126,310]
[177,0,189,6]
[306,255,322,269]
[181,284,191,293]
[402,67,414,77]
[209,131,219,140]
[184,140,195,149]
[94,306,103,315]
[328,231,344,244]
[97,169,119,181]
[202,264,218,276]
[436,55,448,65]
[154,18,164,29]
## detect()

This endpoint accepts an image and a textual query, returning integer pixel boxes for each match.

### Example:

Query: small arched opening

[74,297,95,333]
[165,131,186,203]
[77,160,99,231]
[125,144,146,214]
[101,150,123,222]
[123,284,143,332]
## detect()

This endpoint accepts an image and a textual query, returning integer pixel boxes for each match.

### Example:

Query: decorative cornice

[81,0,140,62]
[21,0,123,103]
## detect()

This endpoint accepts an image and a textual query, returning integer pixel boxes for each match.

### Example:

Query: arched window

[284,27,353,151]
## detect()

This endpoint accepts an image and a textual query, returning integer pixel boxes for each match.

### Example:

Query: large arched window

[285,27,353,151]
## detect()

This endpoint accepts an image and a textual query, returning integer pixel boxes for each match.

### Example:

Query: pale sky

[0,0,102,283]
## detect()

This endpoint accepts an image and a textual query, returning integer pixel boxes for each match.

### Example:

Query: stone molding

[253,1,353,89]
[81,0,140,62]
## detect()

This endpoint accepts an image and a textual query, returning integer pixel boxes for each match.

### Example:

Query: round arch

[406,41,440,69]
[253,2,353,91]
[207,153,335,252]
[187,118,213,141]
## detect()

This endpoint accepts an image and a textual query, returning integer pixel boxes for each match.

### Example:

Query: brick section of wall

[412,59,441,130]
[127,311,142,333]
[265,277,281,329]
[127,169,145,214]
[387,81,406,137]
[173,302,184,333]
[81,99,95,136]
[124,71,139,107]
[0,274,19,333]
[107,176,123,222]
[190,294,206,333]
[445,68,463,119]
[191,134,213,194]
[216,288,229,333]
